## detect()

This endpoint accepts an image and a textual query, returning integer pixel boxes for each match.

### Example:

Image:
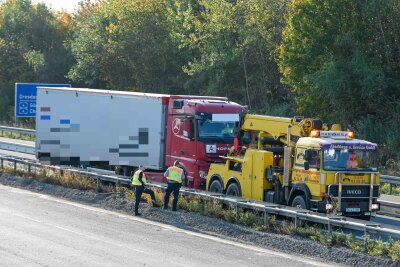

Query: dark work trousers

[163,182,181,211]
[134,186,156,214]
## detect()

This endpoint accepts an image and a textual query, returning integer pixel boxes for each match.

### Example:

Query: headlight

[371,203,380,210]
[325,203,333,210]
[199,170,208,179]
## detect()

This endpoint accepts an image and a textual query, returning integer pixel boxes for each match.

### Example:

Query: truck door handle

[180,150,184,155]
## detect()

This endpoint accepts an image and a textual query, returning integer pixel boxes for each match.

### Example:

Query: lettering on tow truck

[346,189,362,195]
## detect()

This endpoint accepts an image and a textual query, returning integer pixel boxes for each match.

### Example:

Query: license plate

[346,208,361,212]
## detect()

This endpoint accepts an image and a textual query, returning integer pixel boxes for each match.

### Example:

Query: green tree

[278,0,400,158]
[68,0,187,93]
[279,0,400,122]
[167,0,292,113]
[0,0,73,122]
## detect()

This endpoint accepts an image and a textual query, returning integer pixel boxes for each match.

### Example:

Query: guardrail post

[13,161,17,174]
[390,184,393,195]
[28,163,31,174]
[97,177,100,191]
[0,158,3,169]
[263,210,269,226]
[327,219,332,233]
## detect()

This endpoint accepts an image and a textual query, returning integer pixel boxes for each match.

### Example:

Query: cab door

[251,150,274,201]
[241,150,254,199]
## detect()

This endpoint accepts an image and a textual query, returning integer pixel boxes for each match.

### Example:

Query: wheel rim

[227,184,240,196]
[210,181,222,193]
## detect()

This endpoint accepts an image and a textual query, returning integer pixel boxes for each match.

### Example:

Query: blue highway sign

[15,83,71,117]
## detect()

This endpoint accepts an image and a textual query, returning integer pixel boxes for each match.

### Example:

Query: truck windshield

[197,120,236,143]
[323,148,378,171]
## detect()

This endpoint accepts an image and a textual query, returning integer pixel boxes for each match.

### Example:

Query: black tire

[209,179,223,193]
[292,195,307,209]
[226,183,241,197]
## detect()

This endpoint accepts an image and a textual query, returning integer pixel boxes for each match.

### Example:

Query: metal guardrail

[0,140,35,155]
[1,155,399,240]
[0,126,35,136]
[378,200,400,218]
[2,138,400,186]
[381,175,400,185]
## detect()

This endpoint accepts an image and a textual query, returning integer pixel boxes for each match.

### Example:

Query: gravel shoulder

[0,172,397,267]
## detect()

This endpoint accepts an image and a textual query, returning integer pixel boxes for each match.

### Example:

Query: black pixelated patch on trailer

[108,128,149,156]
[119,153,149,157]
[139,128,148,144]
[119,144,139,149]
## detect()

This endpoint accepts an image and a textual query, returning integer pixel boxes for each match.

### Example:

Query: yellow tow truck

[206,114,380,219]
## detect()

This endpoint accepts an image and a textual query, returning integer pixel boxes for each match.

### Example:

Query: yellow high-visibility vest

[132,170,147,186]
[167,166,183,183]
[222,128,233,134]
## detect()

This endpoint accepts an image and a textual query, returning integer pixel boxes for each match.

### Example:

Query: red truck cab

[164,96,245,189]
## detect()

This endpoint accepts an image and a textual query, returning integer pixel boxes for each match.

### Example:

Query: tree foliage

[1,0,400,157]
[0,0,72,121]
[278,0,400,157]
[167,0,291,112]
[68,0,187,93]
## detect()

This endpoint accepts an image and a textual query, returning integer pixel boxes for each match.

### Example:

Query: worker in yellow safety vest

[132,165,159,216]
[163,160,186,211]
[222,123,234,134]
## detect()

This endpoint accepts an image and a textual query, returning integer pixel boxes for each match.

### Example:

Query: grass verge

[0,130,35,141]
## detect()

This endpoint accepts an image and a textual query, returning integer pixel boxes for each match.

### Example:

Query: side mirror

[304,150,312,161]
[304,161,310,170]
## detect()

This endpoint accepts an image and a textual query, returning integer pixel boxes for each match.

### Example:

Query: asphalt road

[0,184,334,267]
[0,137,34,146]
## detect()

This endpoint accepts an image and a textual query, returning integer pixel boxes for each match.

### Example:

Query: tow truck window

[308,149,320,169]
[323,148,378,171]
[295,148,320,169]
[229,161,242,172]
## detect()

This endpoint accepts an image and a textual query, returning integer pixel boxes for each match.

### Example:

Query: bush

[276,221,297,236]
[381,183,400,196]
[237,211,260,227]
[204,201,225,218]
[223,208,237,223]
[367,239,389,257]
[187,197,204,213]
[388,241,400,261]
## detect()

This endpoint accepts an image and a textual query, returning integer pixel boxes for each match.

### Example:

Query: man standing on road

[131,165,159,216]
[163,160,186,211]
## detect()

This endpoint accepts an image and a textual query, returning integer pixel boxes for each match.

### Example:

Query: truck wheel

[292,195,307,210]
[209,180,223,193]
[226,183,241,197]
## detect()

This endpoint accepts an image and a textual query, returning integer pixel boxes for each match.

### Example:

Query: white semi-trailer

[35,87,244,189]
